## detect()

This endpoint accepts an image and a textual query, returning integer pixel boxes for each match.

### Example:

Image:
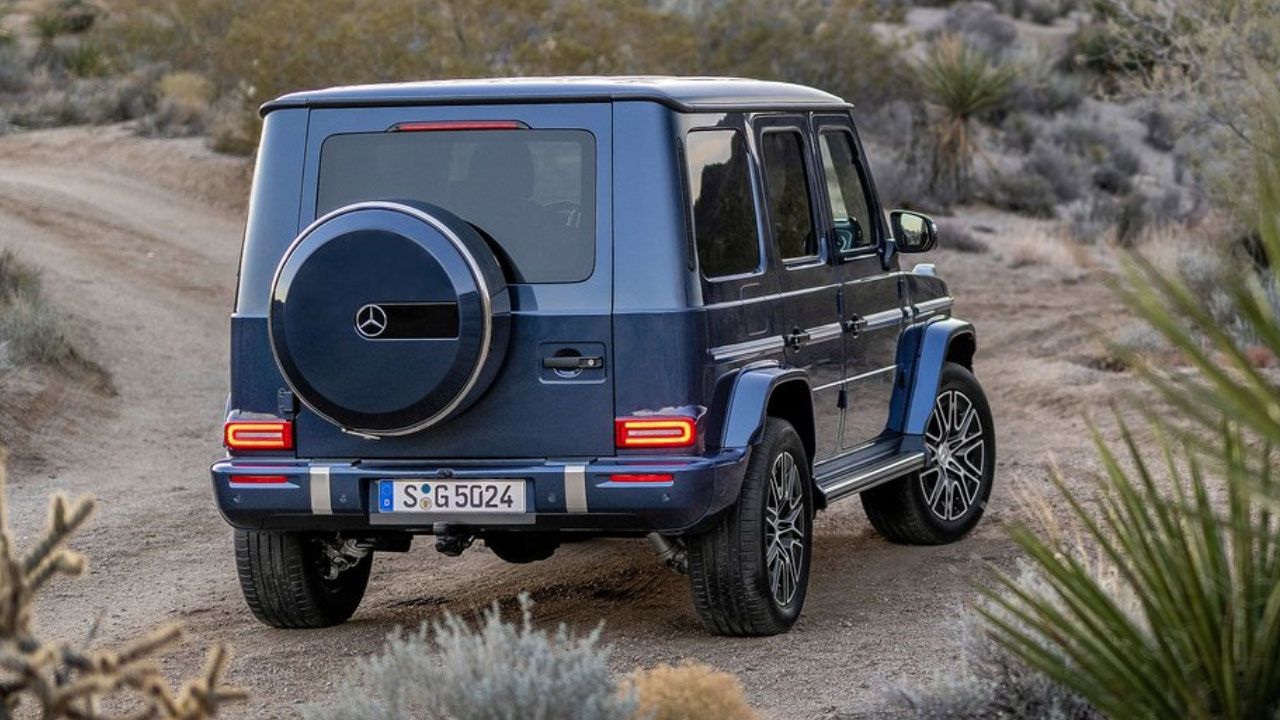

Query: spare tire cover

[269,201,510,436]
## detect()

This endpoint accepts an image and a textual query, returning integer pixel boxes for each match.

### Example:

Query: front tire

[234,530,372,628]
[687,417,813,636]
[862,362,996,545]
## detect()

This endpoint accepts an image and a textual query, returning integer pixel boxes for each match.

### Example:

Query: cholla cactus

[0,449,245,719]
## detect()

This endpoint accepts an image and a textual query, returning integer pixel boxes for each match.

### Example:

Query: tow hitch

[434,526,475,557]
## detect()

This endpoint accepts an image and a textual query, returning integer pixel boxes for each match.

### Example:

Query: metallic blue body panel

[887,317,976,436]
[217,81,983,535]
[720,367,809,449]
[212,450,748,534]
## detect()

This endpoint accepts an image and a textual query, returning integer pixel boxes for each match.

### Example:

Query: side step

[816,452,926,505]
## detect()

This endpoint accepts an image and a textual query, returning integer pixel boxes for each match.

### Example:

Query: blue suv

[214,77,996,636]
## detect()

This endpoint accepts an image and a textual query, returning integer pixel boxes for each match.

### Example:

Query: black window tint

[317,129,595,283]
[685,129,761,278]
[820,131,874,252]
[760,130,818,261]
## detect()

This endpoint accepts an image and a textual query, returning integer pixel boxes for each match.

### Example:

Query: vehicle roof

[260,76,850,116]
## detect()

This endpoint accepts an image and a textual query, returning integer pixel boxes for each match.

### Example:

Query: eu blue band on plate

[378,482,394,512]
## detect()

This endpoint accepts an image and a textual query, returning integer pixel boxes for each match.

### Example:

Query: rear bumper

[210,450,749,535]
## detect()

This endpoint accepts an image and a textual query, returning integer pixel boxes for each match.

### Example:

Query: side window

[819,130,875,253]
[685,129,761,278]
[760,130,818,262]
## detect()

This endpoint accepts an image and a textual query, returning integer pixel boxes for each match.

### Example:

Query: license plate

[377,480,526,514]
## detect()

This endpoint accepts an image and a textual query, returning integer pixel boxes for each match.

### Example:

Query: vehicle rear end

[214,97,735,561]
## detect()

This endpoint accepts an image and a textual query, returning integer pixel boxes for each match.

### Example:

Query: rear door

[754,115,844,462]
[291,103,615,459]
[813,114,905,449]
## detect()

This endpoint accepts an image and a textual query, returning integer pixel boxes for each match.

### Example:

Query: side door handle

[785,328,811,350]
[842,314,867,337]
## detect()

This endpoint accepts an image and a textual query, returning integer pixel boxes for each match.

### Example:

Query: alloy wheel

[764,450,806,606]
[920,389,987,521]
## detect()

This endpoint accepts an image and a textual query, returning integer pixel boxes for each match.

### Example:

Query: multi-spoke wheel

[919,389,987,522]
[765,451,807,607]
[688,417,813,636]
[862,362,996,545]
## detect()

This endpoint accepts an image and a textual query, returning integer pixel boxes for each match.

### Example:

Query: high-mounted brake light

[224,421,294,451]
[390,120,527,132]
[615,417,697,449]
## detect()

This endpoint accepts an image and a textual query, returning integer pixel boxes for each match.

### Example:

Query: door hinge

[785,328,811,351]
[837,388,848,409]
[842,314,867,337]
[277,388,297,419]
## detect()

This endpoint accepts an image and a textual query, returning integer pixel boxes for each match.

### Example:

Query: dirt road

[0,126,1140,718]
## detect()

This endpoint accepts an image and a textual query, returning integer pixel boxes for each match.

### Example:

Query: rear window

[317,129,596,283]
[685,129,761,278]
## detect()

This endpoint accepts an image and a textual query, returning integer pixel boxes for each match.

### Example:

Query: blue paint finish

[888,317,976,436]
[216,77,990,537]
[720,367,809,450]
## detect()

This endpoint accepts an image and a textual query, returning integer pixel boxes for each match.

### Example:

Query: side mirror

[889,210,938,254]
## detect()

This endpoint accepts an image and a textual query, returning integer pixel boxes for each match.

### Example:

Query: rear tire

[861,362,996,545]
[234,530,372,628]
[687,417,813,636]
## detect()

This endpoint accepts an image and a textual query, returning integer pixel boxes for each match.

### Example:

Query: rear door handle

[542,355,604,370]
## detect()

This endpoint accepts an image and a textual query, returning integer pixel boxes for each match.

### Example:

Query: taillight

[609,473,674,483]
[615,417,696,449]
[229,475,289,485]
[390,120,527,132]
[224,421,294,451]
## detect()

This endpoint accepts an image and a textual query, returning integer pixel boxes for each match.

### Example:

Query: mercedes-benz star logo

[355,304,388,338]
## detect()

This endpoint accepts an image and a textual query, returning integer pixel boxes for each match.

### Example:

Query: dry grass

[627,662,758,720]
[1002,226,1091,275]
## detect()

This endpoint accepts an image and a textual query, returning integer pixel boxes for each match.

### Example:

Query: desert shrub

[871,153,952,215]
[8,71,156,128]
[1023,0,1068,24]
[918,35,1015,203]
[894,567,1102,719]
[932,2,1019,58]
[1053,122,1141,195]
[988,171,1057,218]
[303,595,636,720]
[1139,104,1177,152]
[0,249,80,368]
[0,451,245,717]
[139,71,213,138]
[943,224,989,254]
[1067,21,1156,83]
[1008,50,1085,116]
[1022,142,1084,203]
[110,0,903,155]
[628,662,758,720]
[1112,193,1150,246]
[0,32,26,94]
[981,77,1280,720]
[61,39,106,78]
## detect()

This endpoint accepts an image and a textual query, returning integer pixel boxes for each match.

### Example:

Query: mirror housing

[889,210,938,254]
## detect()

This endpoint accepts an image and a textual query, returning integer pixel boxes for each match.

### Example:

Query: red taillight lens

[390,120,527,132]
[229,475,289,485]
[615,417,696,449]
[609,473,674,483]
[224,421,293,451]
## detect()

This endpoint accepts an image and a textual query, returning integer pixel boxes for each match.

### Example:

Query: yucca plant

[917,34,1015,203]
[979,71,1280,719]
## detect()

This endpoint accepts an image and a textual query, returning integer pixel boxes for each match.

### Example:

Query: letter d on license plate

[377,480,526,514]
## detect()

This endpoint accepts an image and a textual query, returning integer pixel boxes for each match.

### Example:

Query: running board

[817,452,926,505]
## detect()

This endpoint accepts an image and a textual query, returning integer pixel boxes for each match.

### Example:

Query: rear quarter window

[684,129,761,279]
[316,129,596,283]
